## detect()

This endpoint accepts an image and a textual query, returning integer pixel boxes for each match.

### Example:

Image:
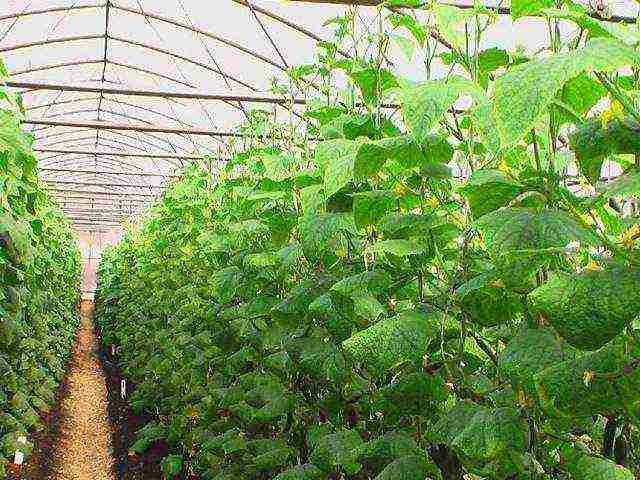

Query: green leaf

[211,267,242,304]
[160,455,183,476]
[331,271,392,296]
[316,139,394,197]
[374,455,435,480]
[477,47,510,73]
[352,190,396,229]
[477,208,598,253]
[309,430,363,474]
[570,118,640,184]
[300,184,324,215]
[557,73,606,126]
[535,340,640,418]
[349,67,398,106]
[600,170,640,199]
[510,0,554,19]
[273,464,323,480]
[432,5,473,51]
[395,80,461,143]
[388,12,427,45]
[377,213,435,238]
[352,292,386,322]
[343,311,439,374]
[260,153,295,182]
[353,141,392,180]
[499,327,579,386]
[529,266,640,350]
[354,432,418,464]
[367,239,425,257]
[565,453,635,480]
[459,170,523,218]
[451,407,527,460]
[299,213,357,260]
[493,38,640,148]
[379,134,452,170]
[476,208,599,291]
[316,139,360,198]
[431,404,527,462]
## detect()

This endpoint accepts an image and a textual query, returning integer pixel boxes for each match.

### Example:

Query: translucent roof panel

[1,0,638,232]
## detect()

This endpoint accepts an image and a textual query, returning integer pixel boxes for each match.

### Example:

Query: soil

[46,300,116,480]
[17,300,171,480]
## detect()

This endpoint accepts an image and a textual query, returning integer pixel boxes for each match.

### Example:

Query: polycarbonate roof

[1,0,637,232]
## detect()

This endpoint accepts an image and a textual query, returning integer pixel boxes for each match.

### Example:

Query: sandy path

[49,300,115,480]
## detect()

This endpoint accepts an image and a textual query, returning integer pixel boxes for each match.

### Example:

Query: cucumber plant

[96,3,640,479]
[0,63,82,475]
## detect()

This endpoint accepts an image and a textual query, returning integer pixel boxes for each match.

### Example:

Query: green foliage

[570,117,640,184]
[534,340,640,419]
[94,11,640,480]
[0,77,82,470]
[492,38,640,147]
[530,265,640,350]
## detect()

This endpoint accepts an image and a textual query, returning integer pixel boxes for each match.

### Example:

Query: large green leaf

[565,452,635,480]
[570,118,640,184]
[534,340,640,419]
[510,0,554,19]
[395,79,462,143]
[315,139,360,199]
[374,455,435,480]
[529,265,640,350]
[459,170,523,218]
[600,169,640,199]
[352,190,396,229]
[493,38,640,148]
[349,67,398,106]
[476,208,599,291]
[451,407,527,460]
[272,464,323,480]
[342,311,439,374]
[367,239,425,257]
[309,430,363,474]
[316,139,393,198]
[431,403,527,462]
[499,327,579,387]
[557,73,606,126]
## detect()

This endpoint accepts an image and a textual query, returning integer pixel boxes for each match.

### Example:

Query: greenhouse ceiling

[0,0,638,232]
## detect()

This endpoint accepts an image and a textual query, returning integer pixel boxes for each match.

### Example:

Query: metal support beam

[41,167,180,177]
[45,179,165,189]
[6,80,305,105]
[47,187,158,197]
[23,118,247,137]
[62,209,136,215]
[34,148,204,160]
[286,0,636,23]
[0,4,105,22]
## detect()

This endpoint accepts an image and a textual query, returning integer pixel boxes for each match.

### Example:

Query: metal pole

[34,148,204,160]
[24,118,251,137]
[6,80,305,105]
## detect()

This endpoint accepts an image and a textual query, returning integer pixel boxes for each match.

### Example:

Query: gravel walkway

[49,301,115,480]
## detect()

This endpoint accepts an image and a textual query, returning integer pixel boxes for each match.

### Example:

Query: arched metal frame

[1,0,635,229]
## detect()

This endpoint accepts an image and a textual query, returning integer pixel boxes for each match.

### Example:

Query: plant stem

[595,72,640,124]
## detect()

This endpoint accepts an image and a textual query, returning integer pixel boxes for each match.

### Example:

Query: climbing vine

[0,62,82,475]
[97,2,640,479]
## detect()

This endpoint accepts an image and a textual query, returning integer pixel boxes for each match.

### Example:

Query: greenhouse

[1,0,640,478]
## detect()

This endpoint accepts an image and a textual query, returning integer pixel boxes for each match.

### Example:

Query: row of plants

[96,2,640,479]
[0,61,82,476]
